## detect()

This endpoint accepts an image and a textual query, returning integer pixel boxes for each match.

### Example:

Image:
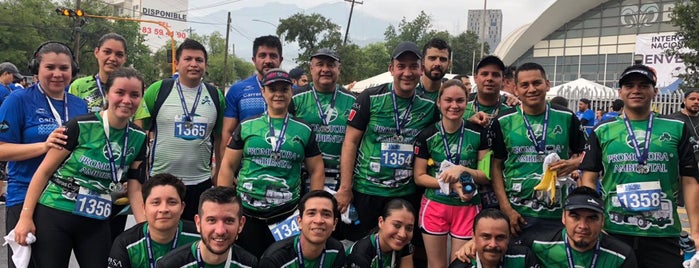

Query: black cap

[619,65,657,87]
[391,41,422,60]
[564,192,604,214]
[475,55,505,73]
[311,48,340,63]
[262,68,293,86]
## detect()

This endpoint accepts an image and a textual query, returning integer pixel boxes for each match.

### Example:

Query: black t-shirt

[258,235,346,268]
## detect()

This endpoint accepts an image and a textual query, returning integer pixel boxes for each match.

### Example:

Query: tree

[277,13,343,68]
[450,31,484,75]
[383,11,443,52]
[187,31,255,88]
[671,0,699,88]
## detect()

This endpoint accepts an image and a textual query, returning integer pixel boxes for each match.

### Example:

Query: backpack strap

[149,78,176,131]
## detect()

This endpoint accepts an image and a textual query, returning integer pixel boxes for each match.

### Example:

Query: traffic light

[55,8,85,17]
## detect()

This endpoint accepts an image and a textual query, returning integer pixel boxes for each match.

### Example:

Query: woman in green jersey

[218,68,325,257]
[414,80,490,267]
[14,67,148,267]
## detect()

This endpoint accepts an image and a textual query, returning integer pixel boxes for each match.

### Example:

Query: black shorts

[610,233,682,268]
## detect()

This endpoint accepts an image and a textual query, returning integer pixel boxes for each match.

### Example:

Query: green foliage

[671,0,699,88]
[186,31,255,88]
[450,31,484,75]
[277,13,343,68]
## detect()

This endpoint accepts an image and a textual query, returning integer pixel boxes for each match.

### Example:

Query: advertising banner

[635,32,690,92]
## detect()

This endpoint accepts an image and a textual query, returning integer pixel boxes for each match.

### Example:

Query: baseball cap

[564,191,604,214]
[262,68,293,86]
[475,55,505,73]
[618,64,657,87]
[0,62,22,79]
[288,67,305,80]
[391,41,422,60]
[311,48,340,63]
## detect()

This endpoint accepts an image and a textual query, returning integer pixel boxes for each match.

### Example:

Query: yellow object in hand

[533,167,557,205]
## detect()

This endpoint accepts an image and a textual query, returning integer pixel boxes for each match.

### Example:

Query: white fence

[557,87,684,115]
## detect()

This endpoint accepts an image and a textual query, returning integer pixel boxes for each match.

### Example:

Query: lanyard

[439,120,465,164]
[374,234,395,268]
[196,241,232,268]
[473,97,501,118]
[390,84,416,137]
[175,80,203,122]
[37,83,69,126]
[474,253,503,268]
[145,227,180,268]
[623,112,654,166]
[268,113,290,155]
[564,232,600,268]
[311,83,338,126]
[94,74,106,106]
[521,104,550,154]
[102,111,129,184]
[297,236,325,268]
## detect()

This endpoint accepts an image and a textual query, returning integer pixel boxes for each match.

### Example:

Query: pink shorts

[419,196,481,239]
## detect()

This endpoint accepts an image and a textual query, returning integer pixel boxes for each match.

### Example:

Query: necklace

[686,113,699,139]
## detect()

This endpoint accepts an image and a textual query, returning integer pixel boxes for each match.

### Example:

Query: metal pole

[223,12,231,86]
[479,0,487,58]
[343,0,363,45]
[73,0,82,64]
[472,50,476,75]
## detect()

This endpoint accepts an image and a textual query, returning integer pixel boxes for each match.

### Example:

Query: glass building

[495,0,680,89]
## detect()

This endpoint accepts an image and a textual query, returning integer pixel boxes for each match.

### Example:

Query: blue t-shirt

[224,75,266,121]
[600,111,620,122]
[0,84,88,207]
[0,83,17,107]
[576,109,595,134]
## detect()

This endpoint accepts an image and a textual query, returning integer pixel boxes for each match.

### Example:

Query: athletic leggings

[32,204,111,268]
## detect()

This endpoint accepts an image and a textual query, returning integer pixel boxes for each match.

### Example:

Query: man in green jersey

[156,186,258,267]
[418,38,451,101]
[463,56,514,127]
[580,64,699,268]
[289,48,356,192]
[489,62,586,244]
[450,208,539,268]
[530,186,637,268]
[340,41,439,240]
[258,190,346,267]
[109,173,200,268]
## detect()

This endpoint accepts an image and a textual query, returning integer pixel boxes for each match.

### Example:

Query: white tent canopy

[349,72,459,93]
[547,78,615,99]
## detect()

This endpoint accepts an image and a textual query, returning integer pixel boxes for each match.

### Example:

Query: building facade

[495,0,685,90]
[468,9,503,51]
[104,0,190,53]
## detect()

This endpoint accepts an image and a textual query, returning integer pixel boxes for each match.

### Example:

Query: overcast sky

[189,0,557,41]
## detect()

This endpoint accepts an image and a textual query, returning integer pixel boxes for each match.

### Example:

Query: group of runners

[0,31,698,268]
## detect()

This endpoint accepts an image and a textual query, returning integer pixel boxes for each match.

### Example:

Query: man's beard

[424,67,445,81]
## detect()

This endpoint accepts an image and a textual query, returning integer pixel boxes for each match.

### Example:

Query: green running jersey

[69,75,105,112]
[490,105,587,219]
[580,115,699,237]
[462,95,512,121]
[530,229,636,268]
[229,114,321,214]
[38,113,147,214]
[346,83,439,197]
[414,121,488,205]
[289,84,356,168]
[108,221,200,268]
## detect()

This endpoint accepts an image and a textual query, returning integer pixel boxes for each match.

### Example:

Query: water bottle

[460,173,477,194]
[680,231,696,261]
[348,204,360,225]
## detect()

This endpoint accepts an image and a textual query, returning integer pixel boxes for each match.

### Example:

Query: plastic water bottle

[460,173,477,194]
[681,231,696,261]
[348,204,360,225]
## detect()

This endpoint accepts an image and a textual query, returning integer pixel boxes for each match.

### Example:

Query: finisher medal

[636,164,650,174]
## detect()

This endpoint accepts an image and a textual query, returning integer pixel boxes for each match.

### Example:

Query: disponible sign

[635,33,690,89]
[142,8,187,22]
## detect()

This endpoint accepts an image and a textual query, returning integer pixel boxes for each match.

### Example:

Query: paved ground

[0,203,692,267]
